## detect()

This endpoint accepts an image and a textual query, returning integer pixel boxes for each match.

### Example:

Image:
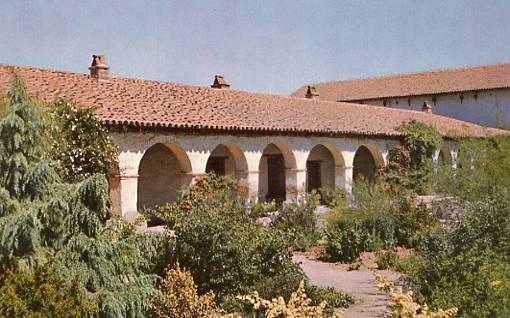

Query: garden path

[293,254,400,318]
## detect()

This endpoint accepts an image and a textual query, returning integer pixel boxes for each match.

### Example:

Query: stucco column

[343,166,354,194]
[286,168,306,201]
[243,151,263,202]
[334,165,347,190]
[118,175,140,222]
[116,150,144,222]
[186,150,211,176]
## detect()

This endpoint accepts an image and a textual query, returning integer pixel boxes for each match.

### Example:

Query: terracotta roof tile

[0,64,504,138]
[292,62,510,101]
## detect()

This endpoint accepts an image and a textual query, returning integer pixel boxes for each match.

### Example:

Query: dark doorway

[266,155,286,202]
[353,145,378,183]
[306,161,322,192]
[206,157,226,175]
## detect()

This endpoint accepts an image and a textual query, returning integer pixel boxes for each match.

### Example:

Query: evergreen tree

[0,76,169,317]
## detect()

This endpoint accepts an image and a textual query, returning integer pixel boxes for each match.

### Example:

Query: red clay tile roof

[292,62,510,102]
[0,64,504,138]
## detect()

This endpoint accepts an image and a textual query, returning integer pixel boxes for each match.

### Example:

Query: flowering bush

[238,280,344,318]
[372,269,457,318]
[152,265,239,318]
[49,99,117,182]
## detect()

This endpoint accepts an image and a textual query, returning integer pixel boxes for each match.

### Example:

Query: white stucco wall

[360,88,510,128]
[109,131,399,220]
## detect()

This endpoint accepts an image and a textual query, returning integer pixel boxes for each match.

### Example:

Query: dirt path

[293,254,400,318]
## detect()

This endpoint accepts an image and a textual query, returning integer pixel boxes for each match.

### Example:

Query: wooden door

[307,161,322,192]
[267,155,285,202]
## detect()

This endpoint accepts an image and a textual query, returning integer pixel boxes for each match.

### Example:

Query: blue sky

[1,0,510,95]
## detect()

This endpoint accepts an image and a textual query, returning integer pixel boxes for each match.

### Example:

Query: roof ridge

[0,63,356,107]
[304,60,510,87]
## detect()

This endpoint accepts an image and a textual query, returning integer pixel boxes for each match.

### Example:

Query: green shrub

[156,174,305,303]
[0,262,99,318]
[301,285,355,315]
[379,120,442,195]
[375,250,399,270]
[250,200,278,218]
[324,214,375,262]
[324,182,399,262]
[393,197,440,247]
[49,99,118,183]
[271,191,321,251]
[406,249,510,317]
[318,187,348,208]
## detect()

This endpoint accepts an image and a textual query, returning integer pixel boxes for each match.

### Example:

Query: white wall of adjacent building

[357,88,510,128]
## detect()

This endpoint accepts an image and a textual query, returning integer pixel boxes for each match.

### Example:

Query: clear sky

[1,0,510,95]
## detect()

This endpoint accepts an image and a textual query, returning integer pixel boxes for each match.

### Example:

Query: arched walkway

[353,145,384,183]
[306,144,342,192]
[137,143,192,210]
[258,143,297,202]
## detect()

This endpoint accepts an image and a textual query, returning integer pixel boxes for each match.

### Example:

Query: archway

[205,144,248,176]
[137,143,192,210]
[258,143,296,202]
[353,144,384,183]
[306,144,338,192]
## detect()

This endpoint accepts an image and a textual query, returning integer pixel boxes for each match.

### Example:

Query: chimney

[211,75,230,89]
[422,100,432,114]
[89,54,109,81]
[305,85,319,99]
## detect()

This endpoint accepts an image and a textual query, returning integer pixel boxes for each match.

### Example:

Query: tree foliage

[0,76,166,317]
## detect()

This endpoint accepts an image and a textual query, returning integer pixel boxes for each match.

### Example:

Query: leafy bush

[271,192,321,251]
[373,269,458,318]
[405,249,510,317]
[324,182,399,262]
[379,120,442,195]
[400,137,510,317]
[49,99,118,183]
[318,187,348,208]
[0,262,99,318]
[155,174,305,305]
[238,280,345,318]
[250,200,278,218]
[152,265,236,318]
[324,180,439,262]
[375,250,399,270]
[305,285,355,315]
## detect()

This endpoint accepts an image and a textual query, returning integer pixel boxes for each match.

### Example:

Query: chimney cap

[211,74,230,89]
[305,85,319,98]
[89,54,109,81]
[422,100,432,114]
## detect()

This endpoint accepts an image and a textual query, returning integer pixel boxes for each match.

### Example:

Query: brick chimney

[211,75,230,89]
[89,54,109,81]
[305,85,319,99]
[422,100,432,114]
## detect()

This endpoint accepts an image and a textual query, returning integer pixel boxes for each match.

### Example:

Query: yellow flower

[490,280,503,287]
